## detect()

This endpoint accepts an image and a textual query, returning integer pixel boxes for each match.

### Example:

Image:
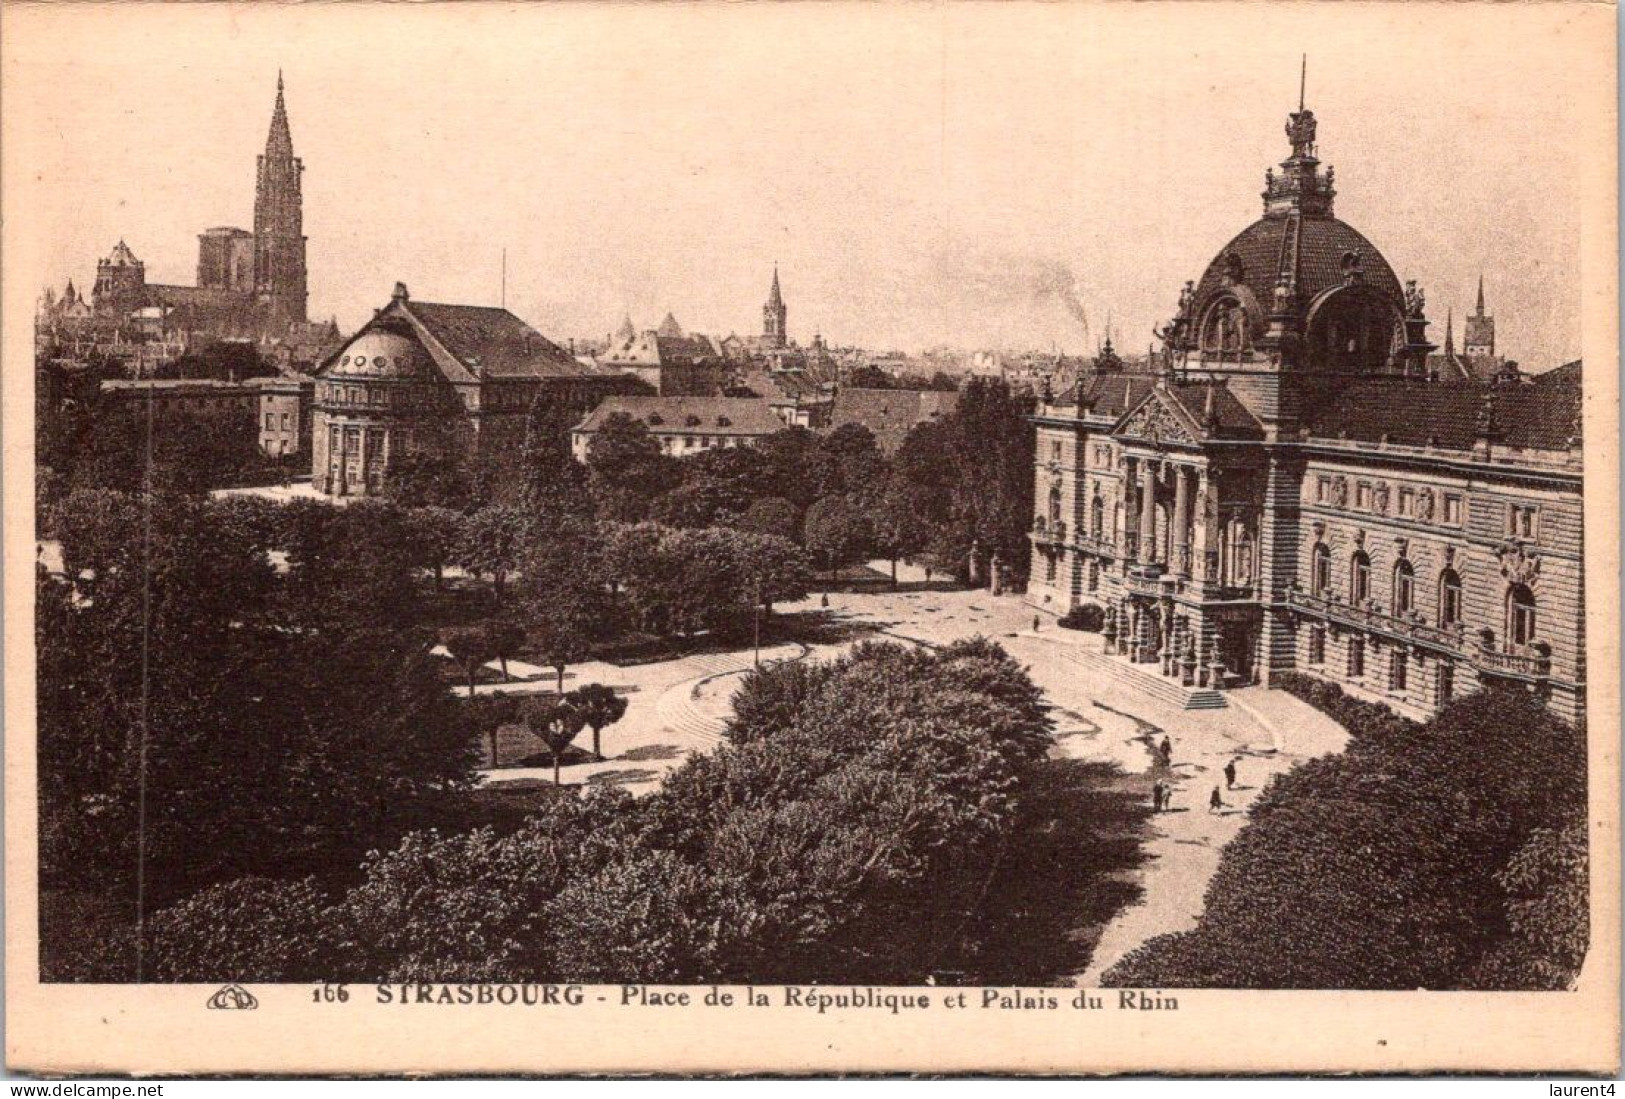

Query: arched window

[1506,584,1537,649]
[1311,543,1331,596]
[1393,559,1415,616]
[1090,494,1104,538]
[1350,551,1371,605]
[1438,568,1463,627]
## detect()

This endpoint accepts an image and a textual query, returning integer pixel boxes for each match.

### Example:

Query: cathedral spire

[1444,308,1455,356]
[254,71,307,330]
[1475,274,1486,316]
[266,71,294,160]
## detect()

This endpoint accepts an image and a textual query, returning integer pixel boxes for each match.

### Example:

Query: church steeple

[1464,274,1495,358]
[254,71,307,331]
[762,264,788,349]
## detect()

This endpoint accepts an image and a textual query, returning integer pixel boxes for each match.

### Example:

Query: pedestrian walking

[820,592,830,609]
[1224,759,1237,789]
[1150,782,1163,813]
[1209,786,1223,814]
[1033,614,1041,633]
[1159,736,1172,766]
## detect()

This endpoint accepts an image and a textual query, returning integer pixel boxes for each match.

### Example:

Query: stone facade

[312,284,644,497]
[1027,102,1584,727]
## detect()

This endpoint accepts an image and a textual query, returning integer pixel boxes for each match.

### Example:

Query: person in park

[1159,736,1173,766]
[1209,786,1224,814]
[1151,781,1166,813]
[1224,759,1238,790]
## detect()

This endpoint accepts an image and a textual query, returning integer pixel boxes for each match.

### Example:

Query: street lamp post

[753,578,763,668]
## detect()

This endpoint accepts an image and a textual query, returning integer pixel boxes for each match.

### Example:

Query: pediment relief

[1114,392,1200,446]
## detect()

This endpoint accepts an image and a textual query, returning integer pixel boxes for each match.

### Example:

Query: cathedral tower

[253,73,308,332]
[762,266,788,349]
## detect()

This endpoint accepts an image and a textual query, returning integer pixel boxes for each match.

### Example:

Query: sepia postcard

[3,0,1618,1077]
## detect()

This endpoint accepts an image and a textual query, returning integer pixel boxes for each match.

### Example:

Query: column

[1172,464,1191,577]
[1122,457,1138,560]
[357,423,369,496]
[1138,458,1157,565]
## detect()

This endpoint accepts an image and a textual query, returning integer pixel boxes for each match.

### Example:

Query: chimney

[392,282,410,303]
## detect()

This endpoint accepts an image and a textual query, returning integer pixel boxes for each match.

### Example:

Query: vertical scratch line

[134,381,154,982]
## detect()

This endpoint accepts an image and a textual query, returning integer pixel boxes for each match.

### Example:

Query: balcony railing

[1473,642,1552,680]
[1124,568,1170,597]
[1285,587,1473,656]
[1074,532,1116,557]
[1031,517,1067,545]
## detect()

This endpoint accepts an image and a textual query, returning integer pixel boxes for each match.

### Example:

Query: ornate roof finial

[1299,53,1307,113]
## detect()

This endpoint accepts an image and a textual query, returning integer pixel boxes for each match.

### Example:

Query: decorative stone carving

[1331,476,1349,508]
[1417,487,1436,521]
[1120,396,1196,445]
[1497,543,1541,587]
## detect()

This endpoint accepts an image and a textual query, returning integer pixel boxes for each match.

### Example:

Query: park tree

[444,625,498,700]
[489,618,526,682]
[567,684,629,761]
[517,695,590,786]
[753,426,832,510]
[735,495,801,542]
[408,505,465,589]
[817,422,888,504]
[383,452,472,510]
[871,473,935,587]
[517,520,609,691]
[455,505,530,605]
[942,378,1036,590]
[519,390,594,522]
[464,691,520,768]
[803,494,873,584]
[586,411,681,521]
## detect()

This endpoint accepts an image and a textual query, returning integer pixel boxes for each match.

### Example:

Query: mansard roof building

[1027,99,1584,727]
[312,283,644,497]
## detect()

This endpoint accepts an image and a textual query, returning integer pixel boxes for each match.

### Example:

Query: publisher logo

[206,984,259,1010]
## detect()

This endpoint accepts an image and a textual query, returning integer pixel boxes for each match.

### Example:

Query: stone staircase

[1060,644,1229,710]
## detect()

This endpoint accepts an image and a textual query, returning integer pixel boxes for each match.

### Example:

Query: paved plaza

[472,560,1348,983]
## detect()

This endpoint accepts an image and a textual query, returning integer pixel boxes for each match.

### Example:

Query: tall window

[1048,485,1062,526]
[1393,559,1415,616]
[1045,554,1057,583]
[1091,494,1104,538]
[1507,584,1537,649]
[1439,569,1463,627]
[1351,551,1371,605]
[1390,649,1408,692]
[1308,625,1326,665]
[1348,636,1365,678]
[1311,544,1331,596]
[1437,663,1454,705]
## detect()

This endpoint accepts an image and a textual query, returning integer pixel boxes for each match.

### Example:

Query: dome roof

[328,327,431,379]
[1192,214,1404,321]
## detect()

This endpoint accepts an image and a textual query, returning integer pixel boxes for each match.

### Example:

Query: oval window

[373,356,387,368]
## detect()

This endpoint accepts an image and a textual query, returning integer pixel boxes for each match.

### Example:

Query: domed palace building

[1028,98,1584,726]
[312,283,642,497]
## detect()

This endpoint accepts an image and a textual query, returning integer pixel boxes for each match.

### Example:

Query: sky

[3,2,1599,365]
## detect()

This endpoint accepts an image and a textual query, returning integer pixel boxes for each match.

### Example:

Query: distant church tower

[253,73,308,332]
[1463,275,1495,358]
[762,266,788,349]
